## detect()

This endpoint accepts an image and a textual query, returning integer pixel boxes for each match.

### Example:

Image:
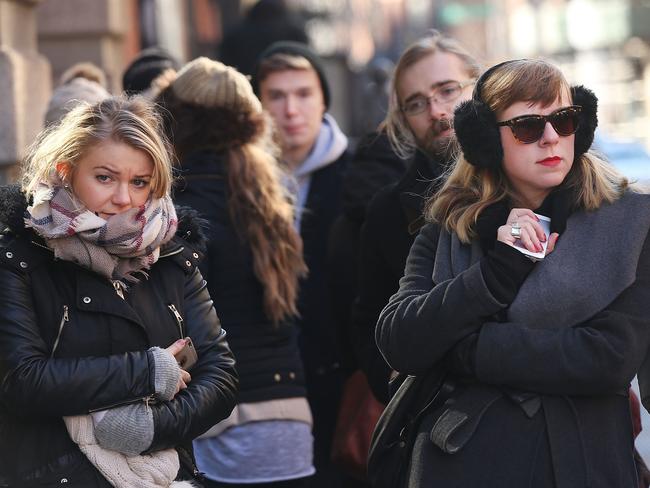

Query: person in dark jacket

[0,96,238,487]
[255,41,350,487]
[157,57,313,487]
[352,31,480,403]
[377,58,650,487]
[122,46,180,95]
[219,0,308,77]
[328,131,408,377]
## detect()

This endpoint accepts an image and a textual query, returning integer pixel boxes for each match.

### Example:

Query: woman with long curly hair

[156,57,312,487]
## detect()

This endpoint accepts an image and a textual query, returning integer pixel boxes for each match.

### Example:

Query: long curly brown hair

[157,85,307,324]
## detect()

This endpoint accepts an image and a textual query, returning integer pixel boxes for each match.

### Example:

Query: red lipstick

[537,156,561,167]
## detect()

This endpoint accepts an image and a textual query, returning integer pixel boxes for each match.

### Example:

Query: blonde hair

[156,58,307,325]
[381,30,480,160]
[427,59,630,243]
[23,96,174,199]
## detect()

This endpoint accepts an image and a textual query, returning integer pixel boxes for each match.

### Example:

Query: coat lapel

[508,191,650,329]
[75,269,145,328]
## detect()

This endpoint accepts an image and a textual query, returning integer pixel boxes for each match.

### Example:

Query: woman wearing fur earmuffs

[375,59,650,487]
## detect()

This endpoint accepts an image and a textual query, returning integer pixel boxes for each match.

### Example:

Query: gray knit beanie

[171,57,262,116]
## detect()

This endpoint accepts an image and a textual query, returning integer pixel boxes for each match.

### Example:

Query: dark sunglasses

[497,105,582,144]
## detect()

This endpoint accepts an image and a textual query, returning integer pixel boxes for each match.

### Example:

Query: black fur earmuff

[454,60,598,169]
[572,85,598,158]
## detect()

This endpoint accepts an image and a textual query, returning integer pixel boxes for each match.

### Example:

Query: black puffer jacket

[0,185,238,488]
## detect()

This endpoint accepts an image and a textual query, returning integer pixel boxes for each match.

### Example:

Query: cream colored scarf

[64,415,196,488]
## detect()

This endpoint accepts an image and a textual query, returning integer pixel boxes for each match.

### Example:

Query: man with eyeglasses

[352,31,481,404]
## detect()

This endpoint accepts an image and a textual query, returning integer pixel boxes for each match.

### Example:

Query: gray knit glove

[94,402,154,456]
[148,346,181,401]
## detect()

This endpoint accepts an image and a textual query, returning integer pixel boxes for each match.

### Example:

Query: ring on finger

[510,222,522,239]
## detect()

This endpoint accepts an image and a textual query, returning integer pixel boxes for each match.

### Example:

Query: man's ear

[55,161,71,182]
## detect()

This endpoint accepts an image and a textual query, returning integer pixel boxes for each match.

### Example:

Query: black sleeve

[0,266,154,417]
[148,267,238,449]
[444,244,535,379]
[351,202,400,403]
[376,223,508,375]
[480,241,536,304]
[327,214,362,374]
[474,231,650,395]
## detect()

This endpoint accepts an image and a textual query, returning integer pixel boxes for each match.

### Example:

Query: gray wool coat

[377,190,650,488]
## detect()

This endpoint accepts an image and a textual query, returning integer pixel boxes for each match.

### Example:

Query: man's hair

[382,30,481,160]
[256,53,313,83]
[254,41,331,108]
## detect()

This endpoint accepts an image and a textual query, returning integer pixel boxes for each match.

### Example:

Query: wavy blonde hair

[23,96,173,199]
[427,59,630,243]
[381,30,480,160]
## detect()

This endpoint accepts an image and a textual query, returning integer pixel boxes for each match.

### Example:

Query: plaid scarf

[26,184,178,282]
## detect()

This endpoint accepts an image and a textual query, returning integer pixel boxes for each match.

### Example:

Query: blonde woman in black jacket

[0,97,238,487]
[377,59,650,487]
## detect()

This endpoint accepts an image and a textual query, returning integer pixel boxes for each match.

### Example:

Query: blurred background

[1,0,649,458]
[1,0,649,185]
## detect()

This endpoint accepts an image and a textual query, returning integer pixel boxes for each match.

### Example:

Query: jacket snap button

[82,296,92,304]
[192,252,199,259]
[185,260,192,267]
[19,261,28,268]
[60,478,68,483]
[273,373,281,382]
[5,251,13,258]
[289,371,296,380]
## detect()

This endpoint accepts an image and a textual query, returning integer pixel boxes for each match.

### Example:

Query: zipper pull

[112,281,125,300]
[167,304,184,338]
[144,394,154,413]
[51,305,69,357]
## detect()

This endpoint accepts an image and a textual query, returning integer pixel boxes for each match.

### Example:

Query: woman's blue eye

[96,175,111,182]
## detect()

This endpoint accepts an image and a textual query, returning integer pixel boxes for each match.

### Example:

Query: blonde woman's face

[498,94,575,208]
[69,140,154,219]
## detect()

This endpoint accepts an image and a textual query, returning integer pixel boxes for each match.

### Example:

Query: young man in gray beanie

[255,41,351,487]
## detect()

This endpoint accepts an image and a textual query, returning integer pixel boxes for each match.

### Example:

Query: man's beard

[419,118,458,162]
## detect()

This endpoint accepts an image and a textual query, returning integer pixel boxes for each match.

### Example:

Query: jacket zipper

[167,304,185,338]
[159,246,184,259]
[50,305,69,358]
[88,393,155,413]
[112,280,125,300]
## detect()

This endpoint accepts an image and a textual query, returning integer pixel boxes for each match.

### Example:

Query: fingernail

[176,339,185,345]
[541,234,547,242]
